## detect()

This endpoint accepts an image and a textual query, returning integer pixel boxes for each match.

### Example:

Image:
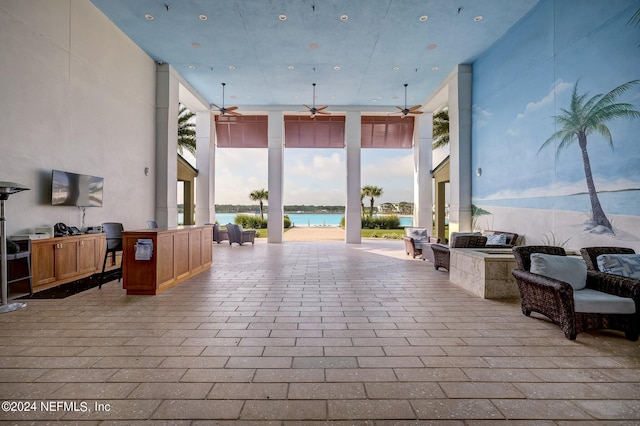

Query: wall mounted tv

[51,170,104,207]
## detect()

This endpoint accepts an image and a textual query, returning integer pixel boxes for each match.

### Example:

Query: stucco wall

[0,0,156,234]
[472,0,640,251]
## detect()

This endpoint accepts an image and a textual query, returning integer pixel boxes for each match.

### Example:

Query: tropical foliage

[361,185,383,217]
[178,104,196,156]
[249,189,269,219]
[539,79,640,234]
[432,108,450,149]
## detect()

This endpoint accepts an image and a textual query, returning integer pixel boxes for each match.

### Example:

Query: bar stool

[100,222,123,289]
[6,239,32,295]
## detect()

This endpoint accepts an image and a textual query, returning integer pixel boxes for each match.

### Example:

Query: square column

[195,111,214,224]
[413,113,434,228]
[345,111,362,244]
[155,64,179,228]
[267,111,284,243]
[448,65,473,233]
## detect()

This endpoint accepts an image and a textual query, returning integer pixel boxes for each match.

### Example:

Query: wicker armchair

[430,234,488,271]
[212,223,229,244]
[512,246,639,341]
[403,228,440,259]
[226,223,256,246]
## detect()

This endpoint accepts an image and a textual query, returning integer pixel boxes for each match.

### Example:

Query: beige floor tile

[328,399,415,420]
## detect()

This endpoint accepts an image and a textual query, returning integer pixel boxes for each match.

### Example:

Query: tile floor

[1,239,639,424]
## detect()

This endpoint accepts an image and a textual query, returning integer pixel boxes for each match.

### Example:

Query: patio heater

[0,181,30,314]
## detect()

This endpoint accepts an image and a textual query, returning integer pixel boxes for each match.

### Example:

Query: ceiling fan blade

[410,110,424,115]
[211,103,222,110]
[225,106,239,111]
[408,104,422,111]
[316,110,331,115]
[228,110,242,117]
[316,105,328,111]
[303,104,313,110]
[395,106,404,111]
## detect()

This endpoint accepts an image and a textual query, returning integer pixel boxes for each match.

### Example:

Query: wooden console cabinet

[122,225,213,295]
[31,233,106,292]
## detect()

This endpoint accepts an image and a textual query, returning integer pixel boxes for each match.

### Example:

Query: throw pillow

[485,234,507,245]
[408,228,428,242]
[597,254,640,279]
[530,253,587,290]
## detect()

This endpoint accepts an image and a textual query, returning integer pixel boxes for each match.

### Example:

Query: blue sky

[214,147,416,206]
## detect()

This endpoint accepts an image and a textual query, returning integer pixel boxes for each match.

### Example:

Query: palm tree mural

[432,108,449,149]
[362,185,383,218]
[539,80,640,234]
[178,104,196,156]
[249,189,268,219]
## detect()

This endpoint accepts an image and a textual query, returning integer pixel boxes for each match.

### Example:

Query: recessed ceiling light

[474,15,483,22]
[419,15,428,22]
[334,66,340,71]
[288,65,295,70]
[192,42,201,48]
[228,65,236,70]
[340,15,348,21]
[144,14,154,20]
[392,66,400,71]
[371,99,378,103]
[428,43,437,50]
[188,65,196,70]
[309,43,319,49]
[199,15,207,21]
[432,66,439,71]
[279,14,287,21]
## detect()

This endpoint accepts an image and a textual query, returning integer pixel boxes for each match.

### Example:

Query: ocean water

[213,212,414,227]
[475,189,640,216]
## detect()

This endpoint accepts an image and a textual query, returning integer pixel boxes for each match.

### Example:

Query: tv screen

[51,170,104,207]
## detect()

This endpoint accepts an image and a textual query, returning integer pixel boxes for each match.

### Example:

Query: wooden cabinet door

[77,236,97,275]
[32,241,57,287]
[55,241,79,281]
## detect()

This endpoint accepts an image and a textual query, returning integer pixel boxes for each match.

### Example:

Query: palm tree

[249,189,268,219]
[432,108,449,149]
[178,104,196,156]
[362,185,383,218]
[539,80,640,234]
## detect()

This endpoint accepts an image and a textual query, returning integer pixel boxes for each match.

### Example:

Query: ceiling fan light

[419,15,428,22]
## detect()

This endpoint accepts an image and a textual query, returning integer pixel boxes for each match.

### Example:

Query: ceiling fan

[211,83,241,116]
[392,83,423,118]
[303,83,330,118]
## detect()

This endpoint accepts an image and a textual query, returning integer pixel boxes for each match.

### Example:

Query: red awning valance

[361,115,414,148]
[284,116,345,148]
[215,115,268,148]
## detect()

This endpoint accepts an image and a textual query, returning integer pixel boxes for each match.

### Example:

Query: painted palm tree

[178,104,196,156]
[249,189,268,219]
[432,108,449,149]
[539,80,640,234]
[362,185,383,218]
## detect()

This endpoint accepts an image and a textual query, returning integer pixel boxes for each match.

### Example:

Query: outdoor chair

[512,246,639,341]
[212,223,229,244]
[482,230,519,247]
[226,223,256,246]
[429,233,488,271]
[402,228,440,259]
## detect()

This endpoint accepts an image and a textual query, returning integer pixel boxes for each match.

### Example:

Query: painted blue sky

[472,1,640,201]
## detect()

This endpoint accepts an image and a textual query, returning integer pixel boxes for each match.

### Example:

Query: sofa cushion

[530,253,587,290]
[573,288,636,314]
[596,254,640,279]
[485,234,507,245]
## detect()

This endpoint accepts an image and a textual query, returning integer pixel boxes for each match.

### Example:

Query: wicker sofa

[512,246,639,341]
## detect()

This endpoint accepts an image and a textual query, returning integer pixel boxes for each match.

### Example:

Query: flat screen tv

[51,169,104,207]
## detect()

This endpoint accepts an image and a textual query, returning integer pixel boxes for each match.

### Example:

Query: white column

[267,111,284,243]
[414,113,433,228]
[345,111,361,244]
[155,64,179,228]
[195,111,214,224]
[448,64,473,233]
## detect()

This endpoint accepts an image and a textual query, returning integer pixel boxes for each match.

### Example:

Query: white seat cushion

[573,288,636,314]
